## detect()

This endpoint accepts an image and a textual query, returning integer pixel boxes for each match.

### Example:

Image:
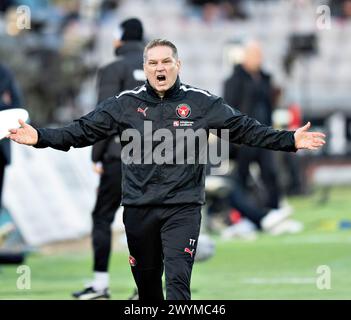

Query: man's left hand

[294,122,326,150]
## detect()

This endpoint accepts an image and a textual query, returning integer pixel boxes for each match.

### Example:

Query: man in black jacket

[224,41,283,210]
[72,18,145,300]
[0,63,23,213]
[7,39,325,300]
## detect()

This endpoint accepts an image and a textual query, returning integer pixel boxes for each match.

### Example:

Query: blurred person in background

[0,0,14,13]
[224,40,286,212]
[187,0,247,22]
[221,177,302,240]
[205,166,301,240]
[7,39,326,300]
[72,18,145,300]
[99,0,120,20]
[0,63,23,215]
[331,0,351,19]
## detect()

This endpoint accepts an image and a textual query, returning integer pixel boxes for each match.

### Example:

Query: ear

[176,59,181,73]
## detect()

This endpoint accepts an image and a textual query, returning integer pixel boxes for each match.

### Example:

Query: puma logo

[184,248,194,258]
[137,106,148,117]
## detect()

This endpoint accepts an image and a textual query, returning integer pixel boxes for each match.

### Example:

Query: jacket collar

[145,76,182,100]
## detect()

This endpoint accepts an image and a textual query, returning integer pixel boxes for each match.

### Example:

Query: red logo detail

[184,248,194,258]
[137,106,148,117]
[129,255,137,267]
[173,121,180,127]
[176,104,191,119]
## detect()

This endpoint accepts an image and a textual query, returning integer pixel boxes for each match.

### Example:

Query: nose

[156,62,165,71]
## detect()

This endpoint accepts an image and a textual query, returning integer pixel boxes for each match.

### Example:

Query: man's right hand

[7,119,38,145]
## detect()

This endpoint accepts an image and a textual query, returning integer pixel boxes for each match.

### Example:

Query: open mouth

[156,75,166,84]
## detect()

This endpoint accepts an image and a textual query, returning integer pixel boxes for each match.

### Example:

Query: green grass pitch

[1,187,351,300]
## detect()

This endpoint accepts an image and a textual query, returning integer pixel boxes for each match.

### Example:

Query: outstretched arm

[7,97,122,152]
[206,97,326,152]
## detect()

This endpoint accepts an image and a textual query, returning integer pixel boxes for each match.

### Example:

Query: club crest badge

[176,104,191,119]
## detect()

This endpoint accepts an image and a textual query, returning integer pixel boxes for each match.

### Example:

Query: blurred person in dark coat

[0,63,23,213]
[224,41,283,210]
[72,18,145,300]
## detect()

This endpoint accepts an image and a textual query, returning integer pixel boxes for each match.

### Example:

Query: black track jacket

[35,77,296,206]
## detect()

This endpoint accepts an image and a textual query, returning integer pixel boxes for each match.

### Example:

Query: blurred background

[1,0,351,299]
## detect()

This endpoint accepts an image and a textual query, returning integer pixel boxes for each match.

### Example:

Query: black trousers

[237,146,281,209]
[229,180,268,228]
[123,204,202,301]
[92,160,122,272]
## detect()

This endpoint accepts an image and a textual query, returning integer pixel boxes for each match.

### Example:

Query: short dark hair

[143,39,178,63]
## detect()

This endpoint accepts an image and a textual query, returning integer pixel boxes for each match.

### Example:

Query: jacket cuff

[287,131,297,152]
[33,128,46,149]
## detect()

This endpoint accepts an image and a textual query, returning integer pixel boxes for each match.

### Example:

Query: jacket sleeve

[34,97,122,152]
[206,97,297,152]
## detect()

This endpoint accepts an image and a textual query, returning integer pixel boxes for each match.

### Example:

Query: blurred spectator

[72,18,145,301]
[330,0,351,19]
[24,25,92,124]
[0,0,15,13]
[0,0,96,126]
[99,0,120,20]
[224,40,283,210]
[0,63,23,213]
[187,0,247,22]
[59,1,80,33]
[221,0,248,20]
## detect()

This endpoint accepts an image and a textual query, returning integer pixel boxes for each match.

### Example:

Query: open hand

[7,119,38,145]
[294,122,326,150]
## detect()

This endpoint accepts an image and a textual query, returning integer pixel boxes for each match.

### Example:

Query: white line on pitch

[243,277,316,285]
